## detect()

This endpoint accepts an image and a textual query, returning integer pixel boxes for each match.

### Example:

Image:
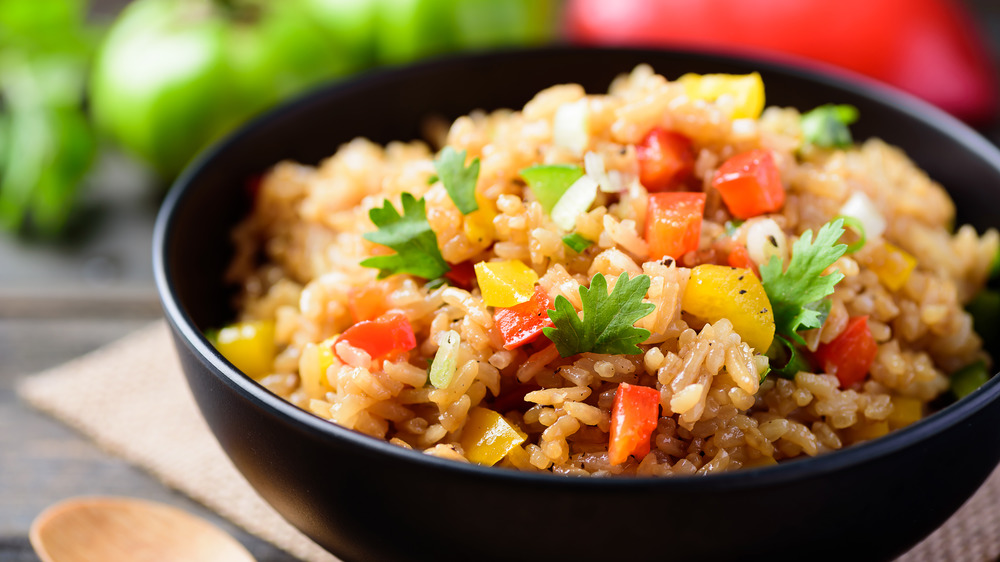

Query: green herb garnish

[520,163,584,213]
[801,104,859,149]
[766,335,814,380]
[723,219,745,237]
[951,360,991,399]
[562,232,593,253]
[760,218,847,345]
[543,272,655,357]
[835,215,866,254]
[361,193,449,279]
[434,146,479,215]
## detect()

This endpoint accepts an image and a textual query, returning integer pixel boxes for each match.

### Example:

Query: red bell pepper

[348,283,390,323]
[711,149,784,219]
[727,244,758,276]
[608,382,661,465]
[645,192,706,261]
[636,127,695,192]
[813,315,878,388]
[444,259,477,289]
[563,0,999,124]
[494,285,554,350]
[337,310,416,361]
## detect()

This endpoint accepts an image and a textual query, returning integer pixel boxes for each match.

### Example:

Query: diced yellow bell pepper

[300,337,338,399]
[474,260,539,307]
[870,242,917,291]
[460,407,527,466]
[214,320,276,380]
[887,396,923,429]
[681,264,775,352]
[847,420,890,443]
[677,72,765,120]
[463,192,498,244]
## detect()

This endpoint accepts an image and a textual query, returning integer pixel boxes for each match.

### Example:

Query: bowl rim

[154,45,1000,490]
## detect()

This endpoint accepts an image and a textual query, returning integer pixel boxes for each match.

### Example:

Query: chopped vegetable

[967,289,1000,347]
[645,192,706,261]
[474,260,539,307]
[847,420,889,442]
[520,163,584,213]
[552,97,589,155]
[801,104,859,148]
[681,264,775,352]
[213,320,276,380]
[494,285,555,350]
[543,272,655,357]
[301,336,338,399]
[838,191,886,241]
[760,218,847,345]
[677,72,765,119]
[746,217,787,267]
[460,407,527,466]
[361,193,450,280]
[348,283,389,323]
[636,127,694,192]
[727,245,757,275]
[551,175,599,230]
[813,315,878,388]
[608,382,660,465]
[429,330,461,388]
[887,396,923,429]
[711,149,785,219]
[950,360,991,399]
[434,146,480,215]
[870,242,917,291]
[443,260,477,289]
[463,191,497,243]
[336,310,417,362]
[562,232,593,253]
[766,335,813,380]
[835,215,866,254]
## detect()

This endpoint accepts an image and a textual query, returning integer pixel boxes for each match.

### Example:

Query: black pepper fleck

[739,289,747,294]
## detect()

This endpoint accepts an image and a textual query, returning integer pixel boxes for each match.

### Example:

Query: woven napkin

[16,320,1000,561]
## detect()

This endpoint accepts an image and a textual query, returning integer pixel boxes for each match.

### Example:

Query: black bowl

[154,48,1000,562]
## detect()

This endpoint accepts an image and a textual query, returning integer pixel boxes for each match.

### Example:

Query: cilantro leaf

[562,232,592,253]
[543,272,655,357]
[760,218,847,344]
[801,104,859,149]
[360,193,450,280]
[434,146,479,215]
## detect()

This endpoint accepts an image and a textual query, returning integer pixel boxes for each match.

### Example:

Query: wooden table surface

[3,2,1000,561]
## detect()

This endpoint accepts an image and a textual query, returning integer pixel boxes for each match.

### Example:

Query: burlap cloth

[16,320,1000,561]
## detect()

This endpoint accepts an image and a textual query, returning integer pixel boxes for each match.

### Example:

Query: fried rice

[217,64,998,476]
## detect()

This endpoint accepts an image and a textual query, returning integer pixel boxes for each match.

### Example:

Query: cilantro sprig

[760,218,847,345]
[434,146,479,215]
[543,272,655,357]
[360,193,449,280]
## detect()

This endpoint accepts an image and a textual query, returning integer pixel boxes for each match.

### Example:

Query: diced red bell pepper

[727,244,758,276]
[813,315,878,388]
[637,128,695,192]
[337,310,416,361]
[494,285,554,350]
[711,149,785,219]
[444,260,477,289]
[348,283,390,323]
[645,192,706,261]
[609,382,661,465]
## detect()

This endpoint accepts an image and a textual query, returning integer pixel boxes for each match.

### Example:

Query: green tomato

[90,0,359,179]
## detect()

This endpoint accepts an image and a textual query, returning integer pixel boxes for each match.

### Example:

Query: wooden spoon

[30,496,255,562]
